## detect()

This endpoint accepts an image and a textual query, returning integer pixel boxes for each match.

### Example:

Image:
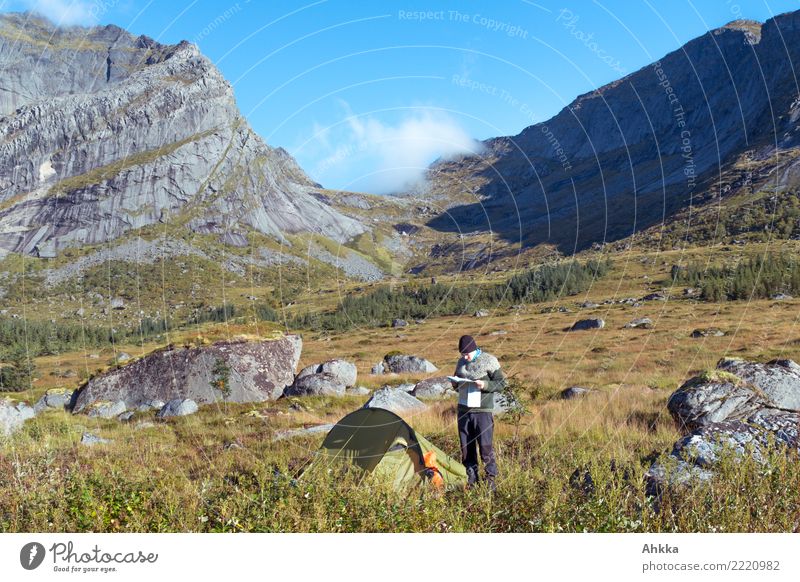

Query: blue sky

[4,0,800,193]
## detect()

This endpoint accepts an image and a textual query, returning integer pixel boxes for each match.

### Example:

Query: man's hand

[474,380,485,389]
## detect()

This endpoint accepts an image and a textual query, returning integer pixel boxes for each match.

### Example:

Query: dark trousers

[457,410,497,481]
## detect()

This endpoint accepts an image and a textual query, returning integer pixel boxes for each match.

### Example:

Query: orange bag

[423,450,444,488]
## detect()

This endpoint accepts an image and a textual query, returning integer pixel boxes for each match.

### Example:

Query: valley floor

[2,242,800,532]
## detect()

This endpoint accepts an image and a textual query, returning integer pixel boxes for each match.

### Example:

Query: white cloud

[21,0,100,26]
[307,103,483,194]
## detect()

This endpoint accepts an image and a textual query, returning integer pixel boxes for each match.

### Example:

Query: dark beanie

[458,335,478,354]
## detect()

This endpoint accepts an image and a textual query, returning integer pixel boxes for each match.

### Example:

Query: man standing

[451,334,507,490]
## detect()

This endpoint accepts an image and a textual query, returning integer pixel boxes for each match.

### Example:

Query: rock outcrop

[0,13,367,260]
[72,335,302,413]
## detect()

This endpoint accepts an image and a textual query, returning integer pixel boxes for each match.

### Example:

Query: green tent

[309,407,467,490]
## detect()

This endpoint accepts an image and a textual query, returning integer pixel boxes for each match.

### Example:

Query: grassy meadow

[2,241,800,532]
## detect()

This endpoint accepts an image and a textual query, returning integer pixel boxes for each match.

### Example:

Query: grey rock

[0,399,35,436]
[560,386,594,399]
[489,330,508,336]
[117,411,135,422]
[34,388,76,413]
[72,335,302,412]
[346,386,371,396]
[392,319,408,328]
[411,376,455,399]
[115,352,131,363]
[87,400,127,419]
[137,400,165,412]
[716,357,800,411]
[474,309,490,317]
[110,297,125,310]
[383,354,438,374]
[691,328,725,337]
[371,361,385,375]
[364,387,427,414]
[395,383,416,393]
[80,432,111,446]
[667,373,767,432]
[157,399,199,418]
[771,293,792,300]
[569,318,605,331]
[272,423,334,441]
[624,317,653,329]
[493,391,523,415]
[284,372,346,397]
[641,293,667,301]
[580,301,599,308]
[646,417,799,495]
[297,359,357,387]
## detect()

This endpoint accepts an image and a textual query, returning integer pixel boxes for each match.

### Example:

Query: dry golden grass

[2,241,800,532]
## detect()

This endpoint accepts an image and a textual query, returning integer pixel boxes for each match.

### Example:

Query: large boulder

[284,372,346,397]
[296,359,357,387]
[411,376,456,399]
[0,399,35,436]
[382,354,438,374]
[667,358,800,431]
[72,335,302,413]
[364,387,427,414]
[650,357,800,494]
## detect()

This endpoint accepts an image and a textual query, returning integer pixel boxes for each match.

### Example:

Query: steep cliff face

[424,12,800,254]
[0,13,366,259]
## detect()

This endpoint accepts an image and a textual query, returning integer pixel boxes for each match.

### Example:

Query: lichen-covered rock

[34,388,76,412]
[87,400,127,419]
[382,354,438,374]
[0,399,35,436]
[80,432,112,446]
[411,376,456,399]
[297,359,357,387]
[284,373,346,397]
[156,399,198,418]
[72,335,302,413]
[364,387,427,414]
[716,357,800,411]
[651,357,800,495]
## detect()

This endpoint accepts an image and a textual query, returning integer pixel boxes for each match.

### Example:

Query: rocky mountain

[423,11,800,254]
[0,13,367,260]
